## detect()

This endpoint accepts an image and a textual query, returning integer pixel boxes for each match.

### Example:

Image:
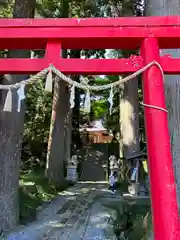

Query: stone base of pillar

[66,166,78,183]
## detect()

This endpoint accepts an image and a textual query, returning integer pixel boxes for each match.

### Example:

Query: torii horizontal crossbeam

[0,58,142,74]
[0,56,179,74]
[1,16,180,49]
[0,16,180,74]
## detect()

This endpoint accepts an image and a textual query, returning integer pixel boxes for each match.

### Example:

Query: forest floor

[4,181,151,240]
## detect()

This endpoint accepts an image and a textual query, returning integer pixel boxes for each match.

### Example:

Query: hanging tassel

[3,89,12,112]
[84,90,91,113]
[17,83,25,112]
[108,85,114,115]
[45,68,53,92]
[70,85,75,109]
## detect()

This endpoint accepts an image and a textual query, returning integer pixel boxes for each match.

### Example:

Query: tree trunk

[145,0,180,207]
[119,80,140,157]
[13,0,36,17]
[119,1,140,158]
[71,74,81,156]
[0,0,36,232]
[46,0,69,187]
[106,1,140,160]
[63,107,72,166]
[111,2,140,185]
[46,79,69,187]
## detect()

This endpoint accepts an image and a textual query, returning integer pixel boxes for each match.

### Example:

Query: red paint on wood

[160,56,180,74]
[1,17,180,49]
[141,38,180,240]
[0,57,180,74]
[1,16,180,27]
[0,58,143,74]
[0,38,141,50]
[0,27,144,50]
[0,57,179,74]
[0,26,180,50]
[45,40,62,61]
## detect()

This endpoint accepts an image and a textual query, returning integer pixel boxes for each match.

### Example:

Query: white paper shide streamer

[108,86,114,115]
[45,68,53,92]
[84,90,91,113]
[0,61,163,114]
[70,85,75,108]
[17,83,26,112]
[3,89,12,112]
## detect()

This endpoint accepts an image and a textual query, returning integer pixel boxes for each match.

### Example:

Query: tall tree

[108,1,140,159]
[70,53,81,156]
[46,0,70,187]
[145,0,180,207]
[0,0,36,232]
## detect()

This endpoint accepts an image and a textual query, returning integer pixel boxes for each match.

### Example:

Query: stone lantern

[66,155,78,183]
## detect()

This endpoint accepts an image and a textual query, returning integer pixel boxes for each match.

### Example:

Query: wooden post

[141,37,180,239]
[45,40,62,62]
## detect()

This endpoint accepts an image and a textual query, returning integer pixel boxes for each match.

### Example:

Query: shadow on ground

[104,197,151,239]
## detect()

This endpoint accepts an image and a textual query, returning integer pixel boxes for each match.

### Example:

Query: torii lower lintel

[0,56,179,75]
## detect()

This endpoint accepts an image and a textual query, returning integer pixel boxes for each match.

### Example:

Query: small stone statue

[68,155,78,167]
[109,155,119,170]
[109,155,119,179]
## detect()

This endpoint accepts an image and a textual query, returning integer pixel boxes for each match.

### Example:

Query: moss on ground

[19,169,67,223]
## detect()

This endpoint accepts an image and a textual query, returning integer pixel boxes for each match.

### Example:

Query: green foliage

[19,169,62,221]
[37,0,100,18]
[36,0,62,17]
[22,80,52,169]
[91,98,107,119]
[0,0,13,17]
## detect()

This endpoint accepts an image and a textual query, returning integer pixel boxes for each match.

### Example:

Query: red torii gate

[1,16,180,239]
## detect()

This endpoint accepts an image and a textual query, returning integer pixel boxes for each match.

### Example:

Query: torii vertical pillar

[141,37,180,239]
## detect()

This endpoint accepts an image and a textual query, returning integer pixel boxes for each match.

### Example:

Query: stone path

[5,182,120,240]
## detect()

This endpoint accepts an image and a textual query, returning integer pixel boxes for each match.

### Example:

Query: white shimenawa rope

[0,60,167,113]
[141,103,168,113]
[0,67,50,90]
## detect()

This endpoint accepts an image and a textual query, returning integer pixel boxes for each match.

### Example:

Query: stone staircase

[80,144,108,181]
